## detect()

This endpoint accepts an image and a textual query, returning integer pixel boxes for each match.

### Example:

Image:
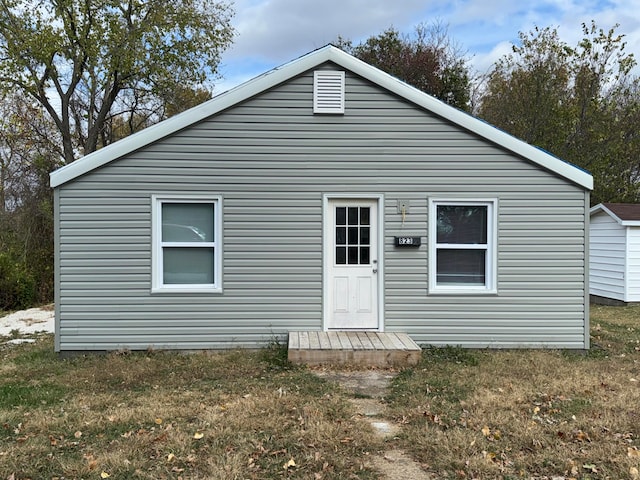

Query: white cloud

[215,0,640,92]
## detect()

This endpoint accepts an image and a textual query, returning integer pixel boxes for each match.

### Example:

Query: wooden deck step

[287,331,422,367]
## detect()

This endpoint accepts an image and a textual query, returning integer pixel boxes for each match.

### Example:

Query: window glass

[335,206,371,265]
[162,203,214,242]
[437,205,487,244]
[163,247,215,284]
[436,249,486,285]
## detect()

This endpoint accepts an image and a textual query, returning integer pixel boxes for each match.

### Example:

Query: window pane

[163,203,214,242]
[348,246,358,264]
[336,227,346,245]
[336,246,346,264]
[360,227,370,245]
[348,227,358,245]
[336,207,346,226]
[164,247,214,284]
[360,207,370,225]
[437,205,487,244]
[348,207,358,225]
[436,249,486,285]
[360,246,370,264]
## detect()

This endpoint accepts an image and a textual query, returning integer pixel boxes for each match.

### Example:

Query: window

[428,199,497,294]
[152,196,222,293]
[335,206,371,265]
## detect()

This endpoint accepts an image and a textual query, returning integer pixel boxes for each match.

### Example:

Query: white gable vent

[313,70,345,114]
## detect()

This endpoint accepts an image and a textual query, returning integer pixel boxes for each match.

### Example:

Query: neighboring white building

[590,203,640,304]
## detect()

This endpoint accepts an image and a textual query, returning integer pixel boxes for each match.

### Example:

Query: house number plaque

[394,236,421,247]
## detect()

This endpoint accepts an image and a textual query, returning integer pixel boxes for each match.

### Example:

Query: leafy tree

[0,0,235,164]
[338,23,472,110]
[478,22,639,204]
[0,93,59,308]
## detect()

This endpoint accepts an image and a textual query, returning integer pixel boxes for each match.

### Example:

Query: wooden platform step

[287,331,422,367]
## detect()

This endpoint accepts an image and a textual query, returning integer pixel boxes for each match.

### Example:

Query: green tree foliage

[338,23,472,111]
[478,22,639,204]
[0,0,235,164]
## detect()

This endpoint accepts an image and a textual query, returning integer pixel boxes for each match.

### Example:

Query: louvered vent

[313,70,345,114]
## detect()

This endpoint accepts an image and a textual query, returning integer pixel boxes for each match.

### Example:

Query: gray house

[50,46,593,353]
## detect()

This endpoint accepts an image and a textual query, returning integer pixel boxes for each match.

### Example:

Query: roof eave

[590,203,640,226]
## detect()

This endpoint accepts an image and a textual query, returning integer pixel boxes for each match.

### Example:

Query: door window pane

[163,247,215,284]
[348,227,358,245]
[360,207,370,225]
[436,249,486,285]
[348,246,358,264]
[360,227,370,245]
[360,247,370,264]
[336,227,346,245]
[336,246,346,264]
[162,203,214,242]
[348,207,358,225]
[336,207,346,226]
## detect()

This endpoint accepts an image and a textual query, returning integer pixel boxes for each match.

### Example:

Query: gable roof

[591,203,640,226]
[50,45,593,190]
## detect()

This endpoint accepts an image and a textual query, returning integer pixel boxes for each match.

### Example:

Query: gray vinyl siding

[55,64,588,351]
[589,212,626,301]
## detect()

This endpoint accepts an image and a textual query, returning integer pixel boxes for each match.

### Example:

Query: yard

[1,305,639,479]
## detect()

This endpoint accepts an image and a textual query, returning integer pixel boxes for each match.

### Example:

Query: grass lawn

[1,305,639,479]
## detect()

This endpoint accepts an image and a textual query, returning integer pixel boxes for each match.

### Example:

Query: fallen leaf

[101,472,111,479]
[107,415,116,422]
[193,432,204,439]
[631,466,639,478]
[575,430,591,442]
[283,458,296,469]
[583,463,598,473]
[155,418,163,425]
[481,426,491,437]
[74,431,82,439]
[628,447,640,458]
[482,451,497,463]
[167,453,175,462]
[533,406,540,414]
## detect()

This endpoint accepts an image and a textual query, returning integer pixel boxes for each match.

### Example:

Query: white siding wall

[626,227,640,301]
[55,65,589,351]
[589,212,625,301]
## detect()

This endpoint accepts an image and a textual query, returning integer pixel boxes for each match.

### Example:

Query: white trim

[151,194,223,294]
[428,198,498,295]
[322,194,384,331]
[50,45,592,190]
[313,70,345,113]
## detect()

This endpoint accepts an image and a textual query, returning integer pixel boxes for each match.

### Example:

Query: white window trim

[151,194,223,294]
[428,198,498,295]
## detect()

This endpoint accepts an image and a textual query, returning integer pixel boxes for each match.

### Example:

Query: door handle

[373,268,378,274]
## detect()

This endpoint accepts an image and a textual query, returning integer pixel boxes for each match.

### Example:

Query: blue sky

[213,0,640,93]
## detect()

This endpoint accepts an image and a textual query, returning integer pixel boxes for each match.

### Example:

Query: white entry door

[326,199,379,330]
